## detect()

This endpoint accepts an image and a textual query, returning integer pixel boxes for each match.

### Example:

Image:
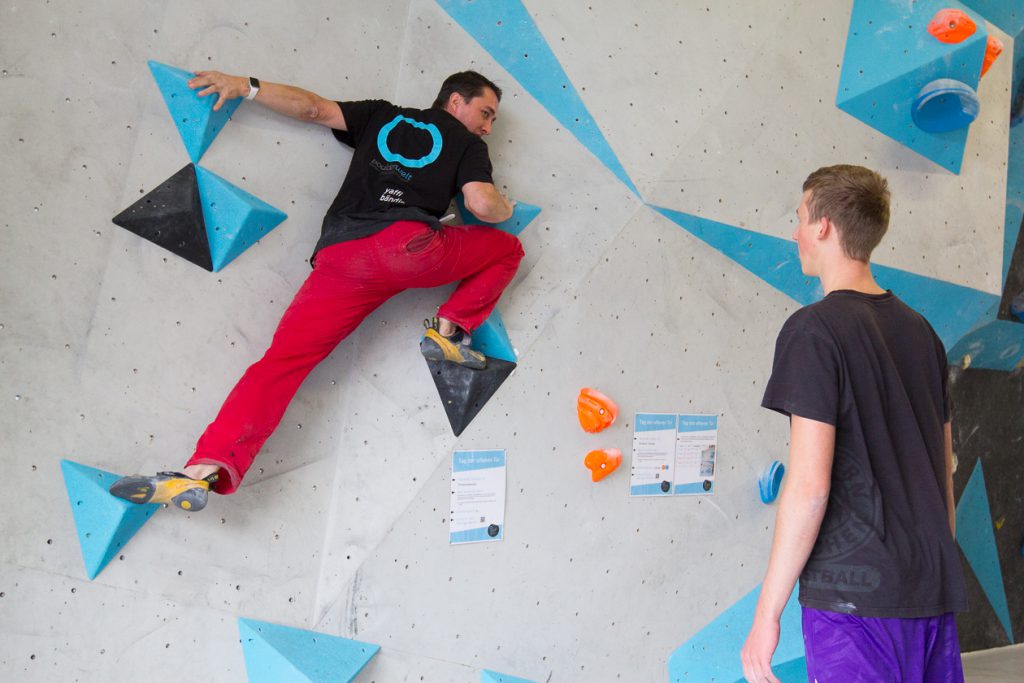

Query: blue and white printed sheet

[630,413,718,496]
[449,449,506,544]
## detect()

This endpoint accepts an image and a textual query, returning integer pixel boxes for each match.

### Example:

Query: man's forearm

[463,181,514,223]
[189,71,338,125]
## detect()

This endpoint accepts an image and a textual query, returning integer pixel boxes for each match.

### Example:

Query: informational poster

[674,414,718,494]
[449,449,506,544]
[629,413,678,496]
[630,413,718,496]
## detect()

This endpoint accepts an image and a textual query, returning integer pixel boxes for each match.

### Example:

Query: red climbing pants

[185,220,524,494]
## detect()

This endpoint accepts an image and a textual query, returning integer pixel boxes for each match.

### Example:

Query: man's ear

[817,216,832,240]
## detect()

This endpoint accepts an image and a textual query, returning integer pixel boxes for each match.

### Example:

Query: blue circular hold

[759,460,785,504]
[912,79,980,133]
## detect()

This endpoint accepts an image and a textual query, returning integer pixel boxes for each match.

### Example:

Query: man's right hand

[188,71,250,111]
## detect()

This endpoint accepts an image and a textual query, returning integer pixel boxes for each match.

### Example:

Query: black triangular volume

[425,358,516,436]
[112,164,213,271]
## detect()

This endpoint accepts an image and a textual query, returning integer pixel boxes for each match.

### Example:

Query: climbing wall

[2,0,1021,681]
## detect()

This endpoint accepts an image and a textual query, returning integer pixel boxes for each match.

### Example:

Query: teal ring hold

[759,460,785,504]
[377,115,443,168]
[912,79,979,134]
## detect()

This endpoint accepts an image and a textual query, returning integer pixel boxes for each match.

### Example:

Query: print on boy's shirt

[369,158,413,181]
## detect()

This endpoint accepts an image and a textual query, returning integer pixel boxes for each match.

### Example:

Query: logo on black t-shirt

[376,115,443,169]
[810,450,883,562]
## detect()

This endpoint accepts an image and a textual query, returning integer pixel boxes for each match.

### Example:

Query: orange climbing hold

[927,9,977,43]
[981,35,1004,77]
[577,387,618,433]
[584,449,622,482]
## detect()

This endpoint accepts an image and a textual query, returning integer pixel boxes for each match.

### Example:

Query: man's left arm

[741,415,835,683]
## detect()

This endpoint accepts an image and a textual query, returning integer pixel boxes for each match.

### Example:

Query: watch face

[250,76,260,89]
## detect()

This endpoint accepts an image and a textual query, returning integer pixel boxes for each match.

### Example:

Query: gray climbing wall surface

[2,0,1021,680]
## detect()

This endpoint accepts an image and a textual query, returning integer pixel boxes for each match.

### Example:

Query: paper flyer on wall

[449,449,506,544]
[630,413,718,496]
[674,414,718,494]
[629,413,677,496]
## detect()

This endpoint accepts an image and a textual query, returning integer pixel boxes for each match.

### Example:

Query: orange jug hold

[577,387,618,433]
[584,449,622,482]
[981,35,1004,77]
[927,9,976,43]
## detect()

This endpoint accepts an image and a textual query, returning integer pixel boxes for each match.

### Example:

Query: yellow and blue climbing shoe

[420,318,487,370]
[108,471,217,512]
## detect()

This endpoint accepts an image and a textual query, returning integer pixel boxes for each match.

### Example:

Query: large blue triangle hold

[455,194,542,237]
[667,583,805,682]
[482,670,537,683]
[238,617,380,682]
[472,310,517,363]
[194,166,288,271]
[956,460,1015,644]
[148,60,242,163]
[60,459,160,580]
[436,0,639,196]
[651,205,1000,361]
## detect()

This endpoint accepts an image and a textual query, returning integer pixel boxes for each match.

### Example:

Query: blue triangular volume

[836,0,988,173]
[481,670,537,683]
[194,166,287,271]
[238,618,380,683]
[455,195,543,237]
[148,60,242,164]
[956,460,1015,644]
[651,205,1001,357]
[667,583,805,682]
[60,459,160,580]
[472,310,517,362]
[947,303,1024,371]
[436,0,639,196]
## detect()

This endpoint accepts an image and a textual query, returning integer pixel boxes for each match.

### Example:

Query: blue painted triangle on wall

[194,166,287,271]
[435,0,639,196]
[238,617,380,683]
[148,60,242,163]
[946,302,1024,371]
[651,205,999,358]
[959,0,1024,36]
[472,310,517,363]
[60,459,160,580]
[956,460,1015,644]
[668,583,805,682]
[482,669,537,683]
[455,195,542,237]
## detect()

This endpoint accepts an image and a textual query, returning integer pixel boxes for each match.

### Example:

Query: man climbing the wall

[109,69,522,512]
[740,165,966,682]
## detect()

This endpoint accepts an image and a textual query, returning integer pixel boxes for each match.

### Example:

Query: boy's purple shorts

[802,607,964,682]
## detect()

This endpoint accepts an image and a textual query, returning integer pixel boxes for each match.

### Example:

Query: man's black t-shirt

[762,290,966,618]
[312,99,494,261]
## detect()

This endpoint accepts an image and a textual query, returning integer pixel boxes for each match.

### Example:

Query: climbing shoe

[420,318,487,370]
[109,471,218,512]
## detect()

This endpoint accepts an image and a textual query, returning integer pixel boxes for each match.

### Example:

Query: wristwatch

[246,76,260,101]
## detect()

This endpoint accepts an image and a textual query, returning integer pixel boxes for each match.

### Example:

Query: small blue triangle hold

[195,166,288,271]
[60,459,160,580]
[481,670,537,683]
[238,617,380,682]
[148,60,242,163]
[472,310,517,363]
[455,195,542,237]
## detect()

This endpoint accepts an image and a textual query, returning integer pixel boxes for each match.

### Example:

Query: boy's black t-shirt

[312,99,494,260]
[762,290,966,618]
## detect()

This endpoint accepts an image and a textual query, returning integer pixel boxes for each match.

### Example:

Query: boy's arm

[741,415,835,683]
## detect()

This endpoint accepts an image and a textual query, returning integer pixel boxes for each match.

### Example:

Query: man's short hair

[803,165,890,262]
[432,71,502,110]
